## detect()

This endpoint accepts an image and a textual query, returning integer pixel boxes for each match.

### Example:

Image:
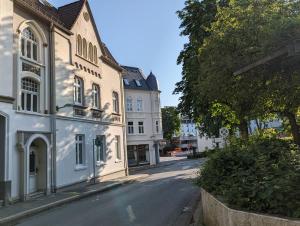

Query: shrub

[197,137,300,218]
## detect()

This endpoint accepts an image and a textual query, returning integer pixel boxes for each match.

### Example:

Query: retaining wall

[201,189,300,226]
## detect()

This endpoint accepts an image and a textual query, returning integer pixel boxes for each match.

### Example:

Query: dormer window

[135,80,142,87]
[123,79,130,86]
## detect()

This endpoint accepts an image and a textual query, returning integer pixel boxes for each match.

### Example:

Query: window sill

[16,110,49,117]
[73,104,89,109]
[74,165,88,171]
[91,108,104,112]
[115,159,122,163]
[75,54,99,67]
[112,112,121,116]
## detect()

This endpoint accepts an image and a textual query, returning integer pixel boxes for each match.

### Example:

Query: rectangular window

[137,98,143,112]
[75,135,85,165]
[126,98,133,111]
[96,135,106,163]
[138,121,144,134]
[156,121,159,133]
[92,84,100,109]
[128,121,134,134]
[115,135,121,160]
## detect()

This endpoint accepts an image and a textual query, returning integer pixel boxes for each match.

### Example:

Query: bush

[197,137,300,218]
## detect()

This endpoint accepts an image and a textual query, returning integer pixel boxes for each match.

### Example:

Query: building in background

[179,117,215,152]
[122,66,163,167]
[0,0,127,203]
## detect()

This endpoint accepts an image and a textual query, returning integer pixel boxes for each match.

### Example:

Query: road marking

[126,205,136,223]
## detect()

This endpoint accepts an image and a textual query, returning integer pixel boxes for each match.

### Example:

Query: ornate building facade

[0,0,127,203]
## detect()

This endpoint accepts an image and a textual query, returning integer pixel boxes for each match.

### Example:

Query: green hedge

[197,138,300,218]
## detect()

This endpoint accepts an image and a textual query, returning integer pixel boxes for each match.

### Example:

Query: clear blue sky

[48,0,187,107]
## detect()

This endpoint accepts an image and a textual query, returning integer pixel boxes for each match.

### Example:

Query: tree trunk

[239,119,249,140]
[284,111,300,145]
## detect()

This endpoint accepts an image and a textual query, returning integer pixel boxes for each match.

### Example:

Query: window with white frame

[112,92,119,113]
[137,98,143,112]
[21,77,39,112]
[75,135,85,165]
[74,77,83,105]
[21,28,38,62]
[126,97,133,111]
[138,121,144,134]
[96,135,106,163]
[92,84,100,109]
[128,121,134,134]
[115,135,121,160]
[156,121,159,133]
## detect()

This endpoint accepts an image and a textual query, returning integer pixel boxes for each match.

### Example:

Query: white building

[0,0,127,204]
[179,117,215,152]
[122,66,163,167]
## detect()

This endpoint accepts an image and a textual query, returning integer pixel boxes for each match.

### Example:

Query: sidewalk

[0,174,148,226]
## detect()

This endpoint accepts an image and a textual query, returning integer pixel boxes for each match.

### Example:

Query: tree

[161,107,181,141]
[175,0,300,143]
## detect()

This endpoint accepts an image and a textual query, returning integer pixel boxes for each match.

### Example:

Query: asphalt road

[16,158,204,226]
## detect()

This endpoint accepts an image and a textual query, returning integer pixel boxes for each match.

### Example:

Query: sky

[48,0,187,107]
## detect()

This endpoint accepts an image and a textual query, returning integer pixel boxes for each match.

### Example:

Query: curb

[0,175,148,226]
[172,190,202,226]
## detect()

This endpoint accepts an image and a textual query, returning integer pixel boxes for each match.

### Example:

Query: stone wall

[201,189,300,226]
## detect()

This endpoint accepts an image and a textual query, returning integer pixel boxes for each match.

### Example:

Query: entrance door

[29,147,38,193]
[28,138,47,194]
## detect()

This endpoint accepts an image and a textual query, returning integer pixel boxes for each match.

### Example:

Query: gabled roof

[16,0,122,71]
[122,66,160,92]
[57,0,85,29]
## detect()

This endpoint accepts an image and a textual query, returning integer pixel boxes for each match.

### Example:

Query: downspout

[49,23,57,192]
[120,72,128,176]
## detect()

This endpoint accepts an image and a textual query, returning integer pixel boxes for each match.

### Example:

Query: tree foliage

[175,0,300,143]
[161,106,181,141]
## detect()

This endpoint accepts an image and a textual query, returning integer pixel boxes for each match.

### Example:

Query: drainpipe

[120,72,128,176]
[49,23,57,193]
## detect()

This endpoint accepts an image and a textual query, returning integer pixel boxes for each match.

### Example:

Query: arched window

[112,92,119,113]
[93,46,98,64]
[21,28,38,61]
[88,43,93,62]
[92,84,100,109]
[21,77,39,112]
[83,38,87,59]
[126,97,133,112]
[77,35,82,56]
[74,77,83,105]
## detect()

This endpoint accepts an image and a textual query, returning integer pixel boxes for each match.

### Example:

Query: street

[14,159,203,226]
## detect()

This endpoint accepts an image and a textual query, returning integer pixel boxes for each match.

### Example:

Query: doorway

[28,138,47,194]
